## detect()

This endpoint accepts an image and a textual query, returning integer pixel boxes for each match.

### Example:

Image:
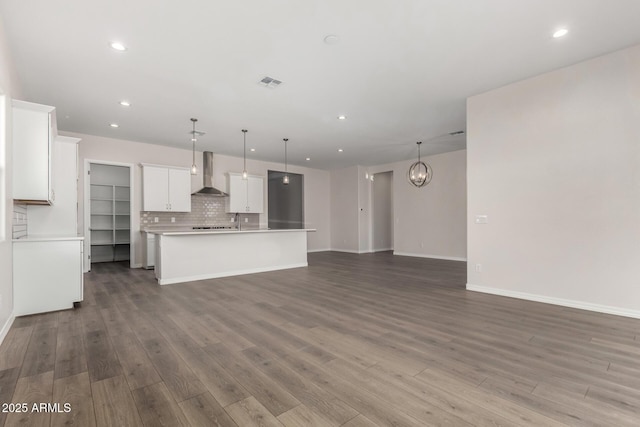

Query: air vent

[259,76,283,88]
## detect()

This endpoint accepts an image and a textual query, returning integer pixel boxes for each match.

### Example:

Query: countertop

[13,234,85,242]
[147,228,316,236]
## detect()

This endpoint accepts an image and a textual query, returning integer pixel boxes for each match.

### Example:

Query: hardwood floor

[1,251,639,426]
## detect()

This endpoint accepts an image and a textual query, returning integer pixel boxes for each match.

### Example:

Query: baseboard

[159,263,309,285]
[131,263,143,268]
[0,312,15,346]
[467,284,640,320]
[307,248,332,253]
[393,251,467,262]
[329,249,368,254]
[371,248,393,252]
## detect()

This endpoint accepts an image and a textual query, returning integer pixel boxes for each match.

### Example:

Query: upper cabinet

[141,164,191,212]
[13,100,57,205]
[226,173,264,213]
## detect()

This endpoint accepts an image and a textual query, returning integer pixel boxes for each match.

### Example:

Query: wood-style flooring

[1,251,640,426]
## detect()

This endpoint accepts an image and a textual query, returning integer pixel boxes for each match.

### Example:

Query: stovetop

[192,226,234,230]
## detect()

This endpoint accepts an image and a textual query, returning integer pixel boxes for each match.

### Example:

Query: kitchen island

[148,228,315,285]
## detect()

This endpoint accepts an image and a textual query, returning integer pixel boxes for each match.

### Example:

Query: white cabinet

[226,173,264,213]
[13,238,84,316]
[141,164,191,212]
[12,100,56,204]
[141,231,155,269]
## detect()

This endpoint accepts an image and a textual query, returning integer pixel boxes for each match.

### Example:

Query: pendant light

[189,118,202,175]
[408,141,432,187]
[241,129,248,179]
[282,138,290,185]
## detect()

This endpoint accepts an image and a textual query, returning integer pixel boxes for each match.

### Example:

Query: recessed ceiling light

[305,157,311,161]
[110,123,119,128]
[337,148,343,152]
[553,28,569,38]
[324,35,340,45]
[250,148,256,152]
[337,115,347,120]
[110,42,127,51]
[119,100,131,107]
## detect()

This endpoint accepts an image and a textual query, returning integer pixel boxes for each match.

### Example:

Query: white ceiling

[2,0,640,170]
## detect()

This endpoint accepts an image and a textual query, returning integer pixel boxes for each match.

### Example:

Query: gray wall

[372,171,393,251]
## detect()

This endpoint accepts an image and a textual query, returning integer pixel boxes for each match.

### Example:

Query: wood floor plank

[226,396,284,427]
[132,381,190,427]
[55,330,87,380]
[19,327,57,378]
[91,375,143,427]
[51,371,96,427]
[341,414,380,427]
[178,392,239,427]
[0,367,21,426]
[111,332,162,391]
[277,404,333,427]
[204,342,300,417]
[4,370,54,427]
[83,329,123,382]
[0,326,33,370]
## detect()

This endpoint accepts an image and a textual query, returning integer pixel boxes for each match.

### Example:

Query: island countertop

[147,228,316,236]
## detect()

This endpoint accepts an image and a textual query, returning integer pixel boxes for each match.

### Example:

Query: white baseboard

[131,263,143,268]
[307,248,332,253]
[393,251,467,262]
[330,249,368,254]
[159,263,309,285]
[0,312,15,346]
[467,284,640,320]
[372,248,393,252]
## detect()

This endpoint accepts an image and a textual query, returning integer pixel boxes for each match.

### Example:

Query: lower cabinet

[13,238,84,316]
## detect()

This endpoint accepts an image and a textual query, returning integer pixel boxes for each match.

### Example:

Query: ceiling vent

[259,76,282,88]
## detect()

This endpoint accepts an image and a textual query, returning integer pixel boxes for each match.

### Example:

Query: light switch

[475,215,488,224]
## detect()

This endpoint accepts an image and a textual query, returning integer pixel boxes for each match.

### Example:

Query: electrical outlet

[475,215,488,224]
[230,217,235,222]
[475,263,482,273]
[420,242,424,248]
[171,217,175,223]
[244,218,248,223]
[154,217,159,223]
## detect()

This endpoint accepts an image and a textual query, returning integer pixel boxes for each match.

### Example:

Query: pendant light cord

[284,138,288,173]
[242,129,248,172]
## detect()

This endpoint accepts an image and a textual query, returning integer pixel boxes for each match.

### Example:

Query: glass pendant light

[408,141,432,187]
[283,138,290,185]
[242,129,248,179]
[189,118,200,175]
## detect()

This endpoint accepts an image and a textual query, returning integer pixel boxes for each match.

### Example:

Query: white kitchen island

[149,228,315,285]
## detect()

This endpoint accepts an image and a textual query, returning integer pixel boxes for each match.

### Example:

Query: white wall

[467,44,640,317]
[65,131,331,267]
[368,149,467,260]
[0,15,22,342]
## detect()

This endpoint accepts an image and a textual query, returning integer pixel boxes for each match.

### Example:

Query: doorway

[84,160,134,271]
[372,171,393,252]
[267,170,304,229]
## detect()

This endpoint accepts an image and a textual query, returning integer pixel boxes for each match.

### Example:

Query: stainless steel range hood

[192,151,228,196]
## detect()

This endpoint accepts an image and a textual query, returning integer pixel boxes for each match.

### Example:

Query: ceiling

[2,0,640,170]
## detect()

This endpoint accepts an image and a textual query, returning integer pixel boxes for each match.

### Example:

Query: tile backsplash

[141,196,259,228]
[12,204,28,239]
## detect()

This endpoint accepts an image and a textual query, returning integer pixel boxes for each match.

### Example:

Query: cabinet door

[247,176,264,213]
[168,168,191,212]
[13,105,53,203]
[227,174,248,212]
[142,166,169,211]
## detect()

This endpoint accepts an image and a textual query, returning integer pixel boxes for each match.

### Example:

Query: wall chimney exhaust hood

[192,151,228,197]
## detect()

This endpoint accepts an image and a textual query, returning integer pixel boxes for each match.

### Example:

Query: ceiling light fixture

[119,100,131,107]
[110,42,127,51]
[283,138,290,185]
[553,28,569,38]
[305,157,311,161]
[250,148,256,152]
[241,129,249,180]
[337,148,344,152]
[338,115,346,120]
[408,141,432,187]
[189,118,204,175]
[324,35,340,45]
[109,123,119,128]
